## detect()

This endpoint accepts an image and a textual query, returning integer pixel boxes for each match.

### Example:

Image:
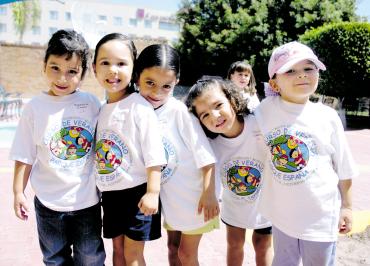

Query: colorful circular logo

[49,126,93,160]
[270,135,309,173]
[226,165,261,196]
[95,139,123,174]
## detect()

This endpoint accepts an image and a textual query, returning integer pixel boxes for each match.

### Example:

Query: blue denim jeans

[34,197,106,266]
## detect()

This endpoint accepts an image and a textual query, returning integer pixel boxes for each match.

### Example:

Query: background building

[0,0,180,47]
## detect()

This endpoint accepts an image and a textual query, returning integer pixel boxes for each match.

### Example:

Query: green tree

[300,22,370,99]
[176,0,357,86]
[12,0,41,43]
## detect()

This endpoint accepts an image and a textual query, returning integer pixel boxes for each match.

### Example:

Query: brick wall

[0,38,166,99]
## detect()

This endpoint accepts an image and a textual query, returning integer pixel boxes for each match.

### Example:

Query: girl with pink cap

[254,41,358,265]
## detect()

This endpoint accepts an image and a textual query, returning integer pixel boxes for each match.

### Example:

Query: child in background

[10,29,105,265]
[93,34,166,266]
[185,78,273,266]
[135,44,219,266]
[227,61,260,112]
[254,41,358,265]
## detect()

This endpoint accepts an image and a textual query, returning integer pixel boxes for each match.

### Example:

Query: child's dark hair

[134,44,180,82]
[93,33,137,92]
[185,77,250,138]
[227,61,257,95]
[44,29,90,79]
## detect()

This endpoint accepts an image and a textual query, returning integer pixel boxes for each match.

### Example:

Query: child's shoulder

[309,101,338,117]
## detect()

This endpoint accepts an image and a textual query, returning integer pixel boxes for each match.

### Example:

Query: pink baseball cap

[268,41,326,78]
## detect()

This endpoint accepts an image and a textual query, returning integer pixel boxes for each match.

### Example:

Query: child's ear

[92,64,97,76]
[175,79,180,85]
[269,79,280,93]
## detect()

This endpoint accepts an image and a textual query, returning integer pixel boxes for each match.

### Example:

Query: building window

[32,26,41,35]
[0,6,7,16]
[158,21,180,31]
[144,20,152,28]
[129,18,137,27]
[49,27,58,36]
[113,16,122,26]
[65,12,71,21]
[0,23,6,33]
[49,10,58,20]
[98,15,107,21]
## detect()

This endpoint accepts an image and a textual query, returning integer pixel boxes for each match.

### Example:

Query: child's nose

[58,74,67,82]
[211,110,221,119]
[109,65,118,73]
[297,70,307,78]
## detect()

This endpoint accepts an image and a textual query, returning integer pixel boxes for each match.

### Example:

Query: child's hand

[14,193,29,221]
[138,192,159,216]
[198,191,219,222]
[338,207,352,234]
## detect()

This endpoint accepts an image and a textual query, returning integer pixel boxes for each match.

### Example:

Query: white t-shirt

[254,96,358,241]
[241,92,260,112]
[157,97,216,231]
[9,91,101,211]
[95,93,166,191]
[210,115,271,229]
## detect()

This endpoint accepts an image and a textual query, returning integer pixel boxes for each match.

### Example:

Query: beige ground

[337,226,370,266]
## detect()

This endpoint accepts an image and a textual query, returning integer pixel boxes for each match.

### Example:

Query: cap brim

[276,56,326,74]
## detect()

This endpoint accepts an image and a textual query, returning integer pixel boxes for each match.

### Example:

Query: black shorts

[222,219,272,235]
[101,183,161,241]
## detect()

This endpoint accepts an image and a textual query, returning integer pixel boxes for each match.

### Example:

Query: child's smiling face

[270,60,319,104]
[44,53,82,96]
[193,86,241,138]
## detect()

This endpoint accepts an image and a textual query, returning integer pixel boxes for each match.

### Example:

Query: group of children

[10,29,357,266]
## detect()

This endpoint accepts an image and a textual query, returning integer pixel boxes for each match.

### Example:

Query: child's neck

[107,90,130,104]
[222,117,244,138]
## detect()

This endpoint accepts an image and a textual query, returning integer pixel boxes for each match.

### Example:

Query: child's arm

[198,164,219,222]
[13,161,32,221]
[138,166,161,216]
[338,179,353,234]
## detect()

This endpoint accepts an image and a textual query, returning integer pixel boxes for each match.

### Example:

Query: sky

[109,0,182,13]
[110,0,370,20]
[356,0,370,20]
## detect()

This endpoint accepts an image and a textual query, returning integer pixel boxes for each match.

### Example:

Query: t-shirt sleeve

[330,111,358,180]
[179,111,216,169]
[9,103,36,164]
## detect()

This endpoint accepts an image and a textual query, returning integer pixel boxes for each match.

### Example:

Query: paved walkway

[1,129,369,265]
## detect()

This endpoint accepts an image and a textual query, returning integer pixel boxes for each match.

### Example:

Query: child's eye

[145,81,154,87]
[51,66,59,71]
[100,61,109,66]
[216,103,223,109]
[285,69,295,74]
[69,70,78,75]
[304,67,317,73]
[163,84,172,90]
[118,62,126,67]
[200,113,209,120]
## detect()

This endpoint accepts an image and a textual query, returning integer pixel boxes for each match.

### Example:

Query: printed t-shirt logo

[160,137,178,184]
[50,126,93,160]
[95,139,123,174]
[221,158,263,201]
[265,125,317,185]
[94,130,132,188]
[270,135,309,173]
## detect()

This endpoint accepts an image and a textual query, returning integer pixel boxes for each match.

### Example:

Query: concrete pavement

[1,129,369,265]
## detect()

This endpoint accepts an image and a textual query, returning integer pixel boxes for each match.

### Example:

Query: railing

[0,86,23,121]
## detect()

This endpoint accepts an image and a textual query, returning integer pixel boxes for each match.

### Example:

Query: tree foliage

[12,0,41,43]
[175,0,357,86]
[300,22,370,98]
